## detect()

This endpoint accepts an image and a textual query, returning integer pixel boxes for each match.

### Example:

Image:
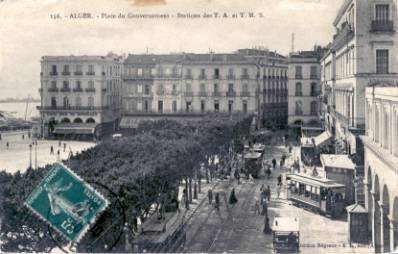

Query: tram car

[286,173,345,218]
[243,151,262,178]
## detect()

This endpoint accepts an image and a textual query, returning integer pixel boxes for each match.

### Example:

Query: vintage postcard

[0,0,397,253]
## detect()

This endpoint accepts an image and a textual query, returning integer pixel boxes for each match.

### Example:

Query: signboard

[25,163,109,242]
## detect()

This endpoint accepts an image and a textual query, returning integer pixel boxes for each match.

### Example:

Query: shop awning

[53,123,97,135]
[313,131,332,147]
[320,154,356,170]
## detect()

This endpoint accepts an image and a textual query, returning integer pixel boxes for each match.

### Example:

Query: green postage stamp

[25,162,109,242]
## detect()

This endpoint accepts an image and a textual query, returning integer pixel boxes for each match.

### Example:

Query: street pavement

[0,131,95,173]
[182,144,374,254]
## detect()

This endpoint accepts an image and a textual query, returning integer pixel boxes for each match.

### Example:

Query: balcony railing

[102,88,107,92]
[50,72,58,76]
[60,87,71,92]
[240,91,251,97]
[213,75,220,80]
[102,71,106,76]
[240,74,250,80]
[62,71,71,76]
[85,88,96,92]
[212,91,221,97]
[185,91,194,97]
[198,74,207,80]
[227,74,235,80]
[198,91,207,97]
[48,87,58,92]
[73,88,83,92]
[86,71,95,76]
[295,74,303,79]
[371,20,394,33]
[226,91,236,97]
[331,23,354,50]
[310,75,318,79]
[184,74,193,79]
[295,92,303,96]
[74,71,83,76]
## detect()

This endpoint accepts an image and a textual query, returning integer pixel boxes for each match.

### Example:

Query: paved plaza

[181,145,374,254]
[0,131,95,173]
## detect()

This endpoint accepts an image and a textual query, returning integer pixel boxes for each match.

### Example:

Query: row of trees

[0,115,252,252]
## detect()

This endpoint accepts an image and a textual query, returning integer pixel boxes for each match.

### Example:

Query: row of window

[294,65,319,79]
[48,64,121,76]
[126,99,249,114]
[50,95,121,108]
[294,82,319,96]
[295,101,318,116]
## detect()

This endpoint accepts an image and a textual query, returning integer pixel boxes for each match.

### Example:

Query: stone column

[389,217,397,253]
[378,200,385,252]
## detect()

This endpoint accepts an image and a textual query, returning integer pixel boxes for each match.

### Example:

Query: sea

[0,102,41,120]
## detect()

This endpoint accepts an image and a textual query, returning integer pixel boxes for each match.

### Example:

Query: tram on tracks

[286,173,346,218]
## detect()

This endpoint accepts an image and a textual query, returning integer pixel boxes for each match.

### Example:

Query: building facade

[38,54,123,139]
[288,50,321,126]
[319,0,398,211]
[362,86,398,253]
[121,49,288,129]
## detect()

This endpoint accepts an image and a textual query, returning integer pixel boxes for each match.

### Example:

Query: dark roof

[184,53,249,62]
[290,51,320,59]
[237,48,286,59]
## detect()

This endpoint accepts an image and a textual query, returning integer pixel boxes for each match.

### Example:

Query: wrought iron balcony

[226,91,236,97]
[331,23,354,50]
[213,75,220,80]
[240,91,250,97]
[48,87,58,92]
[73,87,83,92]
[295,74,303,79]
[50,72,58,76]
[86,71,95,76]
[310,75,318,79]
[240,74,250,80]
[62,71,71,76]
[198,74,207,80]
[85,88,96,92]
[212,91,221,97]
[227,74,235,80]
[74,71,83,76]
[102,71,106,76]
[184,74,193,79]
[371,20,394,33]
[60,87,71,92]
[198,91,207,97]
[184,91,194,97]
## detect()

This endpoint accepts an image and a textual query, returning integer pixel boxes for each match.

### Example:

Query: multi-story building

[121,49,288,130]
[362,86,398,253]
[288,50,322,127]
[38,54,123,139]
[319,0,398,208]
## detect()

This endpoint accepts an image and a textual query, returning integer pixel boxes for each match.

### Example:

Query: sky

[0,0,344,99]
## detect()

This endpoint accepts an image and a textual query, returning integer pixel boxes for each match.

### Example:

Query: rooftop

[320,154,356,170]
[333,0,353,26]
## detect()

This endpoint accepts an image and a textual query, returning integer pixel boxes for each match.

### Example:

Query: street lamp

[34,139,38,170]
[29,144,32,169]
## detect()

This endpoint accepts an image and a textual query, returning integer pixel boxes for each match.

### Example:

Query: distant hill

[0,98,40,103]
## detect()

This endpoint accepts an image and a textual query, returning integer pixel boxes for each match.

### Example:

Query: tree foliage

[0,115,252,252]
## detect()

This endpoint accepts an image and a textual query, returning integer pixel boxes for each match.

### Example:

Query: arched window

[295,83,302,96]
[63,97,69,108]
[51,97,57,108]
[86,118,95,123]
[310,101,317,116]
[73,118,83,123]
[75,97,81,107]
[61,118,70,123]
[88,96,94,107]
[295,101,303,115]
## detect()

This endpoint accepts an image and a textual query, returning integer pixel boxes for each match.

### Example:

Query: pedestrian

[215,192,220,211]
[229,188,238,204]
[182,189,187,209]
[261,198,268,216]
[289,145,292,153]
[277,174,282,187]
[254,198,261,215]
[57,149,60,160]
[28,132,31,139]
[0,133,2,140]
[208,189,213,204]
[6,141,9,149]
[280,159,283,169]
[63,143,66,152]
[58,140,61,147]
[22,134,25,140]
[50,145,54,155]
[272,158,276,169]
[266,167,271,179]
[69,147,73,158]
[263,216,272,234]
[266,185,271,201]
